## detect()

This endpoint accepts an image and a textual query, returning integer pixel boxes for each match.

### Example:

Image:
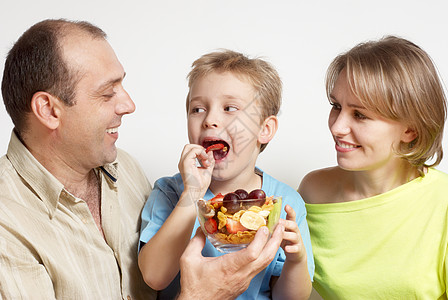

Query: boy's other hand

[280,205,307,263]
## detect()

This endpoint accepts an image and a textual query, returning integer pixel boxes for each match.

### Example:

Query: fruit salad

[196,189,282,253]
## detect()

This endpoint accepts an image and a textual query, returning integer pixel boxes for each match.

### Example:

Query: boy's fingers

[284,204,296,221]
[280,219,299,233]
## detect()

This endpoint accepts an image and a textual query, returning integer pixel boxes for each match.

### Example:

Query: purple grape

[223,192,240,201]
[248,189,266,200]
[223,192,241,213]
[234,189,248,200]
[246,189,266,207]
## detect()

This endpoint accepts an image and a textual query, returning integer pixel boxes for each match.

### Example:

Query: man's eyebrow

[98,72,126,90]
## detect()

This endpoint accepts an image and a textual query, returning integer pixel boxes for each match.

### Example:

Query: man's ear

[30,92,62,130]
[258,115,278,144]
[401,127,418,143]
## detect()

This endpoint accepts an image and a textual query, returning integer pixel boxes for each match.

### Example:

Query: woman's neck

[345,160,420,201]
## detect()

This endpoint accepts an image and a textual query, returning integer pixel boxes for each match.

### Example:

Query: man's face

[56,33,135,172]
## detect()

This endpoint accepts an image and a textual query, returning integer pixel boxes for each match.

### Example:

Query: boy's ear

[30,91,63,130]
[401,127,418,143]
[258,115,278,144]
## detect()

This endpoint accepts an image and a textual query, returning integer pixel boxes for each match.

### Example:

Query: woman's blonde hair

[326,36,447,172]
[186,49,282,152]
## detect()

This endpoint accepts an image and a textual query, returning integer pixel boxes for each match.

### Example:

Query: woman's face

[328,69,412,172]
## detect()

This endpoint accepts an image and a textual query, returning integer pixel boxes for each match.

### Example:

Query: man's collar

[7,130,119,218]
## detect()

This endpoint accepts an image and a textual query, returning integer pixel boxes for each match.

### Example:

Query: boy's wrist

[178,188,205,209]
[285,252,307,266]
[182,186,206,200]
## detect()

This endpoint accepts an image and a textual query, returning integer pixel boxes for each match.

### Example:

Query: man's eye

[103,92,116,99]
[225,106,238,112]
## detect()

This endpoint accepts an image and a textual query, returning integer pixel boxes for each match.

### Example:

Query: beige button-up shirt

[0,132,156,299]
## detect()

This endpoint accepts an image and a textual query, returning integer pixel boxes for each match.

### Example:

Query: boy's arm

[271,205,312,300]
[138,144,214,291]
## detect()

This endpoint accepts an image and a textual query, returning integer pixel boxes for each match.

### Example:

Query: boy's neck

[209,169,263,195]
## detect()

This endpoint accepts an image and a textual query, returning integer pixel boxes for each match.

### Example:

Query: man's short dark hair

[1,19,106,134]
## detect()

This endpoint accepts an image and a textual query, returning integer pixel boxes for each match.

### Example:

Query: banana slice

[240,211,266,230]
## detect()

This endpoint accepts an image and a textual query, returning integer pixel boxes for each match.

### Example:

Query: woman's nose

[329,111,350,136]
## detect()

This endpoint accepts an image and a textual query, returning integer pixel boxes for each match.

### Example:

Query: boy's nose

[202,112,219,128]
[203,120,218,128]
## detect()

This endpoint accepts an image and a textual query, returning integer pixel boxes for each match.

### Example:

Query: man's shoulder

[0,154,10,178]
[113,148,152,192]
[114,148,147,178]
[116,148,139,166]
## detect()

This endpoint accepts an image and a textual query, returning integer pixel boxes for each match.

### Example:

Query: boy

[138,50,314,299]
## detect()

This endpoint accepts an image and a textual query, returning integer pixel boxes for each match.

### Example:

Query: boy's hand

[280,205,306,263]
[178,144,215,199]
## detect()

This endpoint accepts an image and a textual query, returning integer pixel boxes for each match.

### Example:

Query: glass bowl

[196,196,282,253]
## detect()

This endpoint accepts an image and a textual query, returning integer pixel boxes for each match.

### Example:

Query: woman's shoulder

[299,166,346,204]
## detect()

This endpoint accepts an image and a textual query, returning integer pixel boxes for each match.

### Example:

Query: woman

[299,36,448,298]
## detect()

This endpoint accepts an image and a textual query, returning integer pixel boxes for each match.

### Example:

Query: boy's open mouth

[203,140,230,161]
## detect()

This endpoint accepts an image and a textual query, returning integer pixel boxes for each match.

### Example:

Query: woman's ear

[30,92,62,130]
[401,127,418,143]
[258,115,278,144]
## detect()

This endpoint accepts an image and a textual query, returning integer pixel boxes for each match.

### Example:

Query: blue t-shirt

[140,168,314,299]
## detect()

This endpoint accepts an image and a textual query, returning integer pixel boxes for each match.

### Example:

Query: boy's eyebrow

[190,94,244,102]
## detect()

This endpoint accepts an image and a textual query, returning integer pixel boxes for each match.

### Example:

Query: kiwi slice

[267,197,282,233]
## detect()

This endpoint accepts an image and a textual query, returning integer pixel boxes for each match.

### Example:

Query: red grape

[234,189,248,200]
[223,192,241,213]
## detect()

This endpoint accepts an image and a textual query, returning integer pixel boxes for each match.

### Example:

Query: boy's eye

[191,107,205,113]
[224,106,238,112]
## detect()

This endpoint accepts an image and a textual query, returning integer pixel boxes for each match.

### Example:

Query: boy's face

[187,71,266,182]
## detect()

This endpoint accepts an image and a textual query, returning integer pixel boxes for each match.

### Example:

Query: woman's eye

[225,106,238,112]
[354,110,367,120]
[330,102,341,111]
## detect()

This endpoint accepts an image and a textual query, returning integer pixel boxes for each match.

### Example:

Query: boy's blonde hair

[186,49,282,152]
[326,36,447,172]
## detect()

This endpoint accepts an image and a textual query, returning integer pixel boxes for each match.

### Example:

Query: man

[178,225,285,299]
[0,19,156,299]
[0,18,286,299]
